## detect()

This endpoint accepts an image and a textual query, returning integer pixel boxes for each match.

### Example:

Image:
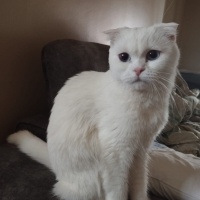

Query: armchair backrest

[42,39,109,108]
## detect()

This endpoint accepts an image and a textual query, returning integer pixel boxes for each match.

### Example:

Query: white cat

[8,23,180,200]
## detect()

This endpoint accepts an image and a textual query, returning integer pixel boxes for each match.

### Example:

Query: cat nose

[134,67,145,76]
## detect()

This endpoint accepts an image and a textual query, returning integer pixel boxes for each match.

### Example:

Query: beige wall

[178,0,200,72]
[162,0,186,45]
[163,0,186,25]
[163,0,200,72]
[0,0,165,141]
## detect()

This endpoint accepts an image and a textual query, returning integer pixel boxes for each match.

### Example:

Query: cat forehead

[126,27,162,43]
[106,23,178,49]
[111,28,160,52]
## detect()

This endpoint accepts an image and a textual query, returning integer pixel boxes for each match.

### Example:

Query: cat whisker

[151,77,174,100]
[150,77,172,94]
[148,83,155,100]
[150,82,163,102]
[151,72,187,96]
[150,81,176,123]
[152,71,171,75]
[151,74,188,115]
[147,82,174,127]
[150,77,184,121]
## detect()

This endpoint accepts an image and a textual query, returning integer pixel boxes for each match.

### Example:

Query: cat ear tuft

[155,22,179,41]
[104,27,129,44]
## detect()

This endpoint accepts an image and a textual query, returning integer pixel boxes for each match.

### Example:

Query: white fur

[7,130,51,168]
[7,23,180,200]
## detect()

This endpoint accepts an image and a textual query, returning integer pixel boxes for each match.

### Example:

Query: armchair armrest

[181,71,200,89]
[15,113,49,142]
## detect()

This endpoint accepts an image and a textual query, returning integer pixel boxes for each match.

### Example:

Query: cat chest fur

[96,76,168,156]
[48,71,169,180]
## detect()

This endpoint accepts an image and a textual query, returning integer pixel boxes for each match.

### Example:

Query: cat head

[105,23,180,91]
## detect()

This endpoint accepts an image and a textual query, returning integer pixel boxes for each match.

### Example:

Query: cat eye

[146,50,160,61]
[118,53,130,62]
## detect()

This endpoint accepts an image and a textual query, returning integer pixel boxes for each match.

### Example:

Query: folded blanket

[157,71,200,157]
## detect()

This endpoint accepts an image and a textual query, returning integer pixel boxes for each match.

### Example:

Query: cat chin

[123,80,149,91]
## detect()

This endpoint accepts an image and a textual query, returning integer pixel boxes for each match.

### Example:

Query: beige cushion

[149,147,200,200]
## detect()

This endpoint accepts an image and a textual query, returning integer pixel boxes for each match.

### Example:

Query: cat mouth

[130,77,150,88]
[135,77,142,82]
[125,79,147,87]
[133,76,145,83]
[124,77,145,85]
[121,75,148,86]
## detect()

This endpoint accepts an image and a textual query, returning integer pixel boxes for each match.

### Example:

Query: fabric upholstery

[15,114,49,141]
[42,39,109,108]
[0,143,58,200]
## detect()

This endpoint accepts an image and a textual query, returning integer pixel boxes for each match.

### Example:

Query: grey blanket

[157,72,200,156]
[0,143,58,200]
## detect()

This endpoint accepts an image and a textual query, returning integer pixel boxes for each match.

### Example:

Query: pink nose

[134,67,145,76]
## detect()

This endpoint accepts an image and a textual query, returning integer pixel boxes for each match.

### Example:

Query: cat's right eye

[118,53,130,62]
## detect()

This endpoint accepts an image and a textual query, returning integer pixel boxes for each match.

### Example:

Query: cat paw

[7,130,33,146]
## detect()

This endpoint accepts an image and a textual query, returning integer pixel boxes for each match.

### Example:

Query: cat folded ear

[104,27,129,45]
[155,22,179,41]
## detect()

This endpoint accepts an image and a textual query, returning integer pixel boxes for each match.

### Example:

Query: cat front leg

[129,150,149,200]
[102,159,129,200]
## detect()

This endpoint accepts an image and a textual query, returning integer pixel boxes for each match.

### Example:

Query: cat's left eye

[146,50,160,61]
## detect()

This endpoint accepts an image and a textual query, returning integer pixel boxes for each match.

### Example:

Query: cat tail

[7,130,51,169]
